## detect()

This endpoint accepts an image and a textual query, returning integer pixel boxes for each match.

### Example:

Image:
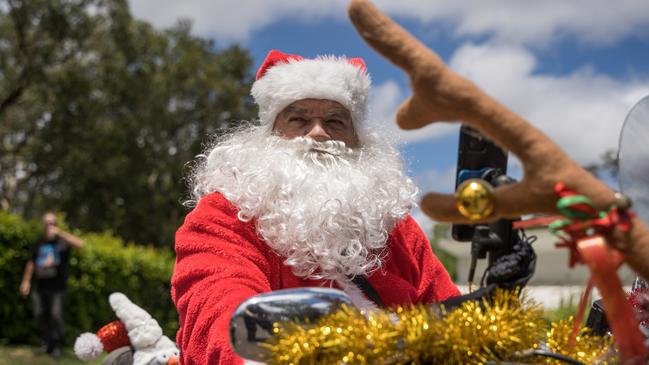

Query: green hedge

[429,224,457,282]
[0,211,177,345]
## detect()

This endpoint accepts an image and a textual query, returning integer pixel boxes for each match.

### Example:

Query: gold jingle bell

[456,179,495,221]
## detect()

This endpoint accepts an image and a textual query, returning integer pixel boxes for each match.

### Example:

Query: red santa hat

[251,50,371,130]
[73,320,131,361]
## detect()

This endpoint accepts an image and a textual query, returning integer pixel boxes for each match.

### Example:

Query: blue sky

[130,0,649,230]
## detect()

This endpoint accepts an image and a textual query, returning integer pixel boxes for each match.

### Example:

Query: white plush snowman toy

[74,292,180,365]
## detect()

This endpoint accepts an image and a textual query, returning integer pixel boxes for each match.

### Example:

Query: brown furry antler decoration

[347,0,649,281]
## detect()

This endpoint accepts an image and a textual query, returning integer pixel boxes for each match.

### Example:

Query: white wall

[438,227,637,286]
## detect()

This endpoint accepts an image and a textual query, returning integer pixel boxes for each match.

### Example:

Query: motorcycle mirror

[619,95,649,224]
[229,287,353,361]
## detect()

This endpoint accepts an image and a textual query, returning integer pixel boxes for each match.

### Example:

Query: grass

[0,345,103,365]
[542,294,592,324]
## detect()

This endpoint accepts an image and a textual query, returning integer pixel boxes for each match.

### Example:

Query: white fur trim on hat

[74,332,104,361]
[251,56,371,129]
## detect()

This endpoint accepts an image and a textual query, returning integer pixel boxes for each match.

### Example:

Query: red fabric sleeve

[172,193,276,365]
[404,217,460,303]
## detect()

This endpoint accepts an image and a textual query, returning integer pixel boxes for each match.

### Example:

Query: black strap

[437,284,497,311]
[350,275,385,308]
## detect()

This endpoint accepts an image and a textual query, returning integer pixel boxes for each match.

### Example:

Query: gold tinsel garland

[262,289,616,365]
[541,318,616,364]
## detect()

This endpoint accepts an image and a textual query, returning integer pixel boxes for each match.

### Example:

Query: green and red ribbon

[513,183,635,267]
[514,183,646,363]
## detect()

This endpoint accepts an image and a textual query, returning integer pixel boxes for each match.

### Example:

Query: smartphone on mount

[451,125,508,242]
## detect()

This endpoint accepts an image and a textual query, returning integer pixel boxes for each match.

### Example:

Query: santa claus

[171,50,460,364]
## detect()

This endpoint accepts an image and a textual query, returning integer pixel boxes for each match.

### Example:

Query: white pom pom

[74,332,104,361]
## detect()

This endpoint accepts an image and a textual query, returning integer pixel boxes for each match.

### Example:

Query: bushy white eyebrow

[283,106,351,119]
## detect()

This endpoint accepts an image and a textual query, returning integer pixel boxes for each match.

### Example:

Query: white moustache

[288,137,353,156]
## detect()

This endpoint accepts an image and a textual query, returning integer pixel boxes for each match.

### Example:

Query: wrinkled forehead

[281,99,351,118]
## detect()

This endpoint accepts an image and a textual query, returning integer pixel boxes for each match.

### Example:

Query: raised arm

[58,229,84,248]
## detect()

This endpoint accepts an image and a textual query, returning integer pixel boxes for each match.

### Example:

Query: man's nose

[306,121,331,141]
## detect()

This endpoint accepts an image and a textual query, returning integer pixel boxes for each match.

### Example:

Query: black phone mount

[451,125,535,290]
[452,125,508,242]
[466,168,522,287]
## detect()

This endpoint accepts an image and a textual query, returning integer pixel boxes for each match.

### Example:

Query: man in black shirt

[19,212,84,357]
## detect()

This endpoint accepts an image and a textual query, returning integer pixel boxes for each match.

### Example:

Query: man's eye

[289,117,306,123]
[326,119,345,127]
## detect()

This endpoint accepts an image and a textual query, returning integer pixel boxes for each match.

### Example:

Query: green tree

[0,0,256,246]
[584,149,619,181]
[429,223,457,281]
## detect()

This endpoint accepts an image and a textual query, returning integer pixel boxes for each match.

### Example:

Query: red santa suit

[172,50,460,364]
[171,192,460,365]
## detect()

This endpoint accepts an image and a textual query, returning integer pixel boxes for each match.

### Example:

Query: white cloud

[368,80,460,144]
[409,166,457,235]
[376,0,649,46]
[367,80,401,129]
[129,0,649,46]
[129,0,346,42]
[448,42,649,165]
[415,166,457,194]
[369,45,649,167]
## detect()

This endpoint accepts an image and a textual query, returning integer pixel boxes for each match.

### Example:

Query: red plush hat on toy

[74,292,180,365]
[74,320,130,361]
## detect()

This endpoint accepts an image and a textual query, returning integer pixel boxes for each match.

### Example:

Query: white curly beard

[190,125,418,281]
